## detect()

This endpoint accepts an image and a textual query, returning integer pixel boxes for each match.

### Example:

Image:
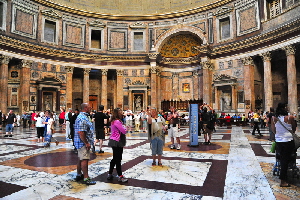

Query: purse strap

[276,116,296,136]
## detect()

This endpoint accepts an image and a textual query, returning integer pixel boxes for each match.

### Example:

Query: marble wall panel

[15,10,33,35]
[65,25,82,45]
[108,29,127,51]
[73,78,83,92]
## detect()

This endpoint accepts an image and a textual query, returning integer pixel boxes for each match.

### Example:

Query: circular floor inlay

[24,151,97,167]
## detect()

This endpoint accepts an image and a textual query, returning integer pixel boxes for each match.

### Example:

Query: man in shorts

[5,110,16,137]
[167,106,181,150]
[74,103,96,185]
[93,105,110,153]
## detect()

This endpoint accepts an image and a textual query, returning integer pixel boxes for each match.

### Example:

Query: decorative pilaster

[283,45,297,114]
[65,66,74,109]
[261,52,273,112]
[157,67,162,110]
[116,69,124,108]
[148,53,159,108]
[0,55,10,113]
[83,68,91,103]
[231,85,237,111]
[20,60,32,112]
[242,56,255,111]
[101,69,108,109]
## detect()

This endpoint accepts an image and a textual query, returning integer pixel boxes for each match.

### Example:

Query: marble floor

[0,124,300,200]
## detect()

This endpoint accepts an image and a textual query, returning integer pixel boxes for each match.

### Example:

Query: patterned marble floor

[0,124,300,200]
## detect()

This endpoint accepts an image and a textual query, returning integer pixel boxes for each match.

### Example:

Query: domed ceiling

[37,0,230,18]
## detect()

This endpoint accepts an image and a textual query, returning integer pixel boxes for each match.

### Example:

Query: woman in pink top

[107,108,128,182]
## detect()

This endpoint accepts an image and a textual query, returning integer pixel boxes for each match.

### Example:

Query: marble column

[242,57,255,111]
[283,45,297,114]
[231,85,237,111]
[201,59,213,105]
[101,69,108,109]
[56,90,61,111]
[65,66,74,109]
[172,73,179,103]
[0,55,10,113]
[214,86,220,111]
[116,69,124,108]
[37,86,42,111]
[83,68,91,103]
[157,68,162,111]
[261,52,273,112]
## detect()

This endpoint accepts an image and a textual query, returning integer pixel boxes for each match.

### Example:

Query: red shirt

[31,113,37,121]
[59,112,65,119]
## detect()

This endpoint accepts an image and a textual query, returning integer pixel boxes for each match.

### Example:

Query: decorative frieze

[201,61,214,70]
[148,53,159,60]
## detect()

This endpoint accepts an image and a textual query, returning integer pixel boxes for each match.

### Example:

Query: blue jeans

[5,124,14,133]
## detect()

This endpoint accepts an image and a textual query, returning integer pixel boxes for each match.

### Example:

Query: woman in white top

[35,112,45,143]
[271,103,297,187]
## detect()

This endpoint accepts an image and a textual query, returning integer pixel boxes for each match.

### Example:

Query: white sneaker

[176,144,181,150]
[170,145,175,149]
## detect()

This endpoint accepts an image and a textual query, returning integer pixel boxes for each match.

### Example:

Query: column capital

[201,61,214,70]
[116,69,123,76]
[150,66,157,74]
[65,66,74,73]
[83,68,91,75]
[260,52,272,62]
[193,71,199,77]
[101,69,108,75]
[283,45,296,56]
[172,72,179,78]
[21,60,33,68]
[242,56,254,66]
[148,52,159,60]
[0,55,11,65]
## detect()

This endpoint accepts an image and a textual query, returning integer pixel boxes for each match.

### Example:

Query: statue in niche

[221,93,231,110]
[44,95,51,111]
[135,96,142,111]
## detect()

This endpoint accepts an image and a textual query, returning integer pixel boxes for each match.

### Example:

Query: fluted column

[193,71,199,99]
[201,59,213,105]
[83,68,91,103]
[261,52,273,112]
[116,69,124,108]
[231,85,237,111]
[242,57,255,111]
[0,55,10,113]
[157,68,162,110]
[65,66,74,109]
[148,53,159,108]
[284,45,297,114]
[101,69,108,109]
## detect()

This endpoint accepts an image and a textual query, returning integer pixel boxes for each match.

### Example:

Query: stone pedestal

[284,45,297,114]
[65,66,74,109]
[101,69,108,109]
[83,68,91,103]
[242,57,255,111]
[0,55,10,113]
[261,52,273,112]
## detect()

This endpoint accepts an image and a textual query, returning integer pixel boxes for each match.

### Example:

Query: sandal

[152,161,156,166]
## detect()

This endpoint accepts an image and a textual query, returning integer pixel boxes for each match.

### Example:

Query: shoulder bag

[277,117,300,149]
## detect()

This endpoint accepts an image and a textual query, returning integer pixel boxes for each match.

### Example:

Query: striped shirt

[74,112,94,149]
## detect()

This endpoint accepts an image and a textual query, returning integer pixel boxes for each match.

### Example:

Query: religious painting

[182,83,190,93]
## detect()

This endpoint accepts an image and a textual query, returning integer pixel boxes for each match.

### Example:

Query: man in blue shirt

[74,103,96,185]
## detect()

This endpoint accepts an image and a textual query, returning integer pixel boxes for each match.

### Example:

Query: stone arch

[155,26,207,52]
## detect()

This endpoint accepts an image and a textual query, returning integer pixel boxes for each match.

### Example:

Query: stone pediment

[213,74,237,86]
[88,20,106,28]
[41,9,61,19]
[215,7,234,17]
[129,22,147,29]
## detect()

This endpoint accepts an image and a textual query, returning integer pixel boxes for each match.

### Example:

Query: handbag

[277,117,300,149]
[108,132,126,147]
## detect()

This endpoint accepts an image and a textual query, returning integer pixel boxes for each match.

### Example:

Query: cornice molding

[32,0,234,21]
